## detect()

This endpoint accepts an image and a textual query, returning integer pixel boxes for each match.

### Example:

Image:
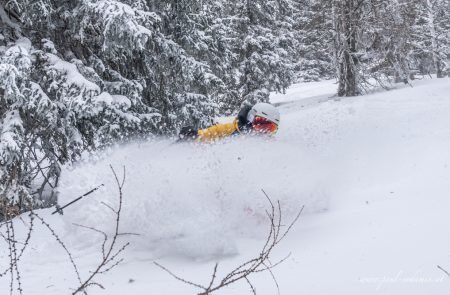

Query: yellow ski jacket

[197,119,241,141]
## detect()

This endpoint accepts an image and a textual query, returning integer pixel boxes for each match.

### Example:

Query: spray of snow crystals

[57,136,329,260]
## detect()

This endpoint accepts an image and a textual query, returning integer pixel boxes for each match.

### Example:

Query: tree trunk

[335,0,359,97]
[426,0,444,78]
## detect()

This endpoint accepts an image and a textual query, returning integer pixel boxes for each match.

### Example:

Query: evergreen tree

[229,0,295,106]
[330,0,433,96]
[292,0,334,82]
[412,0,449,77]
[332,0,361,96]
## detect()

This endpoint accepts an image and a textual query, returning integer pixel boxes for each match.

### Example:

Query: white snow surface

[2,77,450,294]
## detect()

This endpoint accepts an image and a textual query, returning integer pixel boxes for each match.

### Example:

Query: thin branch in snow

[155,190,304,295]
[437,265,450,277]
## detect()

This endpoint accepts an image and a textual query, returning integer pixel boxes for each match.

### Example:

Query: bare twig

[154,262,207,289]
[1,166,130,295]
[156,190,304,295]
[207,263,219,290]
[437,265,450,277]
[72,223,109,260]
[1,200,32,295]
[0,213,34,278]
[6,220,15,295]
[262,261,280,295]
[32,212,84,290]
[72,165,130,294]
[244,276,256,295]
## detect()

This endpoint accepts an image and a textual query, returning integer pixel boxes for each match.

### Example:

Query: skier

[179,102,280,141]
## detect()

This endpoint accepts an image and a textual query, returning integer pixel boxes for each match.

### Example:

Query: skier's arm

[197,120,239,141]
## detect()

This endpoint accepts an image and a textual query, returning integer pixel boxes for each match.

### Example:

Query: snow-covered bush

[292,0,335,82]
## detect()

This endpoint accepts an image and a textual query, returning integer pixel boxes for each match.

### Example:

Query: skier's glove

[237,105,252,132]
[179,126,198,140]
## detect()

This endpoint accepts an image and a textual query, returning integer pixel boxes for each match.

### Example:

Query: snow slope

[2,77,450,295]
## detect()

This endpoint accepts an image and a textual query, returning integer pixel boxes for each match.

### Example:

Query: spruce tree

[292,0,334,82]
[230,0,295,105]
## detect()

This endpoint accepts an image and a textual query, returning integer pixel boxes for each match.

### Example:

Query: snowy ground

[2,77,450,294]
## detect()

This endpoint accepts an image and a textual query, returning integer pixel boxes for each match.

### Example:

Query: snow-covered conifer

[292,0,334,82]
[412,0,450,77]
[228,0,295,105]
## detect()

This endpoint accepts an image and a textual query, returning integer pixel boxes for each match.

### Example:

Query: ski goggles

[252,116,278,134]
